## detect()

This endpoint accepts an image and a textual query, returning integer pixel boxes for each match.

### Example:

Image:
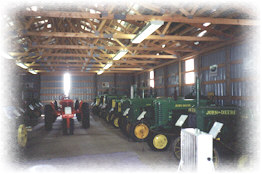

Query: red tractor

[44,96,90,135]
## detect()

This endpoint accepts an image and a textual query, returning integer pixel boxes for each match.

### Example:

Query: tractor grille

[154,99,170,126]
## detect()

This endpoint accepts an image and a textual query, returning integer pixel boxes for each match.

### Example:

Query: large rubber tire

[147,132,170,151]
[69,118,74,135]
[119,117,128,136]
[44,105,54,131]
[130,120,150,142]
[82,102,90,129]
[62,119,67,135]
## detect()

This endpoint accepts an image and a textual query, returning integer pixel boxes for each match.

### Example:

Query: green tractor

[107,98,125,128]
[91,96,101,116]
[119,97,155,142]
[146,97,209,151]
[100,94,118,120]
[172,104,242,167]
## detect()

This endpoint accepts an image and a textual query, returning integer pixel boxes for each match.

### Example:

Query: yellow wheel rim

[153,134,168,150]
[106,114,110,122]
[134,123,149,140]
[17,124,27,147]
[113,117,119,128]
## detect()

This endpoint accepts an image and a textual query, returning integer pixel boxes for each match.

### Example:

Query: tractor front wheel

[130,120,150,142]
[147,133,170,151]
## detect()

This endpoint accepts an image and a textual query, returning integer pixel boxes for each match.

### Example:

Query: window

[63,73,71,97]
[149,70,154,88]
[185,59,195,84]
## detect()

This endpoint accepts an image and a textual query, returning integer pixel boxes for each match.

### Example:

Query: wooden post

[178,59,182,96]
[94,74,98,96]
[225,47,232,105]
[164,65,168,97]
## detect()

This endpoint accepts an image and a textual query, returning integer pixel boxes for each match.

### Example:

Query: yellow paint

[153,134,168,149]
[112,100,116,108]
[114,117,119,128]
[96,98,100,106]
[17,124,27,147]
[134,123,149,140]
[206,110,236,115]
[175,104,191,108]
[188,108,196,113]
[118,102,121,112]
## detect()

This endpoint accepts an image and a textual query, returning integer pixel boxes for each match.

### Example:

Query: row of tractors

[90,88,251,167]
[2,99,43,149]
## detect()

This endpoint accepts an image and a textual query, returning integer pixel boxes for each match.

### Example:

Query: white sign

[65,107,72,114]
[175,115,188,127]
[209,122,224,139]
[102,82,109,88]
[137,111,147,120]
[123,108,130,116]
[209,64,218,77]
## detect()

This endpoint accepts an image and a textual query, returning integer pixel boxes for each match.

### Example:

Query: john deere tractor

[107,98,125,128]
[91,96,101,116]
[119,97,155,142]
[146,97,209,151]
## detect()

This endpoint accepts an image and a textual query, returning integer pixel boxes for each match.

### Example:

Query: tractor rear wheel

[82,102,90,128]
[130,120,150,142]
[44,105,54,131]
[147,133,170,151]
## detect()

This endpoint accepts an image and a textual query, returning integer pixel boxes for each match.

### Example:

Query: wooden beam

[26,52,178,59]
[21,11,259,25]
[30,44,194,52]
[25,32,223,41]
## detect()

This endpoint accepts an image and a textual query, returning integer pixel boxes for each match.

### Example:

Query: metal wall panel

[116,74,132,96]
[200,48,227,105]
[40,74,95,104]
[201,48,226,67]
[154,67,164,97]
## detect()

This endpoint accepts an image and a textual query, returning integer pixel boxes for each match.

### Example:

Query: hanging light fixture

[103,61,113,70]
[28,69,37,74]
[97,69,104,75]
[131,20,164,44]
[113,50,128,60]
[16,60,28,69]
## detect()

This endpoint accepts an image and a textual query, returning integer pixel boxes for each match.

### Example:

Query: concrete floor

[17,114,180,172]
